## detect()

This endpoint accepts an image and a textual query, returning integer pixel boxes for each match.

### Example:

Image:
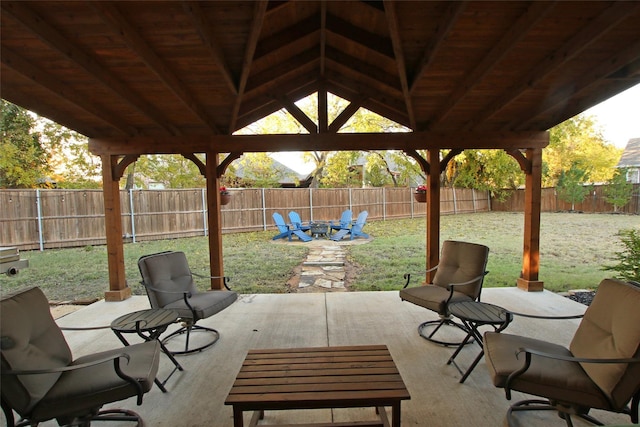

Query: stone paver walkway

[298,243,347,292]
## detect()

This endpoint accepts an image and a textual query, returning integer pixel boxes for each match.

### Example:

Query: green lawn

[1,212,637,302]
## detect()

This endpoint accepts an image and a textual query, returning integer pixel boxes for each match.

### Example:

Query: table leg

[391,402,401,427]
[233,407,244,427]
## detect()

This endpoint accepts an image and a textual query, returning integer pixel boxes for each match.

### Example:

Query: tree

[320,151,362,187]
[545,114,621,187]
[0,100,50,188]
[238,153,295,187]
[603,168,634,212]
[556,162,591,210]
[602,229,640,282]
[129,154,206,189]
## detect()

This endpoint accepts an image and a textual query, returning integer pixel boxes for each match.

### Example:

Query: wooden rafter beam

[229,0,268,134]
[504,149,531,174]
[327,96,365,133]
[1,48,133,136]
[404,149,429,175]
[183,1,237,95]
[409,1,466,93]
[92,1,221,134]
[514,38,640,131]
[112,155,139,181]
[89,131,549,156]
[439,149,463,171]
[217,152,243,178]
[430,1,556,127]
[320,2,327,77]
[468,1,640,128]
[383,0,415,129]
[318,83,328,133]
[278,95,318,134]
[246,50,318,95]
[325,46,400,93]
[254,15,319,61]
[1,1,179,136]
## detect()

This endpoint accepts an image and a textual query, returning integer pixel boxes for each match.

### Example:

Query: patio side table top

[225,344,410,427]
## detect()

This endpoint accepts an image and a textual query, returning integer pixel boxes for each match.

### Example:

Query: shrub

[603,229,640,282]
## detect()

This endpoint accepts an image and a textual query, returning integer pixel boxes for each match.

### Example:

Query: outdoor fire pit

[309,221,329,239]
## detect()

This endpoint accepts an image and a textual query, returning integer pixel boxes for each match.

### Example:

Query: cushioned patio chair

[1,286,160,427]
[330,210,369,241]
[288,211,311,232]
[138,251,238,355]
[399,240,489,346]
[484,278,640,427]
[272,212,311,242]
[329,209,352,236]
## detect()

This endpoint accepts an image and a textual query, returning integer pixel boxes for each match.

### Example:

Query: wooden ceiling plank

[325,12,394,59]
[245,50,318,95]
[430,1,556,127]
[325,46,399,92]
[515,38,640,131]
[183,1,237,96]
[383,0,415,130]
[1,1,180,136]
[229,0,268,134]
[89,131,549,156]
[277,95,318,134]
[320,1,327,77]
[468,1,640,128]
[408,1,467,93]
[2,47,133,136]
[91,1,221,134]
[254,15,319,60]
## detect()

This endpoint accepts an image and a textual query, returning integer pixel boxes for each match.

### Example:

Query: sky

[584,83,640,149]
[274,83,640,174]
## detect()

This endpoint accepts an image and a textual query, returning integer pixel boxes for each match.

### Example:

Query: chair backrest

[432,240,489,299]
[569,279,640,408]
[1,287,72,415]
[138,251,197,308]
[288,211,304,229]
[338,209,352,228]
[351,211,368,233]
[273,213,288,233]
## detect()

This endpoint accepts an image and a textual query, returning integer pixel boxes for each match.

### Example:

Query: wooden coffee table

[225,345,410,427]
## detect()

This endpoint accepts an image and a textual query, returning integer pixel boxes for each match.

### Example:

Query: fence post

[472,189,477,212]
[309,188,314,221]
[128,189,136,243]
[202,188,208,236]
[349,188,353,212]
[262,188,267,231]
[383,188,387,220]
[410,187,415,218]
[36,189,44,251]
[452,187,458,214]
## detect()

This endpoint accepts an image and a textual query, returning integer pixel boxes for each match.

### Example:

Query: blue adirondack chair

[272,213,311,242]
[288,211,311,232]
[329,209,352,236]
[330,211,369,241]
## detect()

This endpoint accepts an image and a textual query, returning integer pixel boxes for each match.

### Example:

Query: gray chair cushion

[399,285,473,314]
[163,288,238,320]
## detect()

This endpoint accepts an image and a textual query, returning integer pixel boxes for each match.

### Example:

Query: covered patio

[45,289,632,427]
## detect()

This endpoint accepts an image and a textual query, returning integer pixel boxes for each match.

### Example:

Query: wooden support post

[517,148,544,291]
[206,152,225,290]
[426,149,440,283]
[101,155,131,301]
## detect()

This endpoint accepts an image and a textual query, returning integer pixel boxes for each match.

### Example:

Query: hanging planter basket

[220,193,232,205]
[413,192,427,203]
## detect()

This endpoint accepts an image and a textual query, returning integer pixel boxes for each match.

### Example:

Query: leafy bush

[603,229,640,282]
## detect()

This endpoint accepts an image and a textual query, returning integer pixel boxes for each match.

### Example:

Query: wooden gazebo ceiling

[2,1,640,153]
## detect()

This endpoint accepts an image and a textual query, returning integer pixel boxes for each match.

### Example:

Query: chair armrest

[1,353,131,375]
[402,265,439,288]
[503,346,640,402]
[60,325,112,331]
[191,272,232,290]
[507,311,584,320]
[443,271,488,303]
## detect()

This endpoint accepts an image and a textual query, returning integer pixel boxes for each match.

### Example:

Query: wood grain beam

[429,1,555,127]
[514,37,640,131]
[384,0,415,129]
[92,2,221,134]
[254,15,319,60]
[89,131,549,156]
[183,1,237,95]
[1,1,179,136]
[1,48,134,136]
[327,96,365,133]
[229,0,268,134]
[409,1,466,93]
[325,46,400,92]
[278,95,318,134]
[468,1,640,128]
[246,49,319,94]
[320,2,327,77]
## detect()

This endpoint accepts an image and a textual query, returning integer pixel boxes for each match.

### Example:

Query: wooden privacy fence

[1,187,489,251]
[492,184,640,214]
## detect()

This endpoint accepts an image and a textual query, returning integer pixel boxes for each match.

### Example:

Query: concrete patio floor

[14,288,636,427]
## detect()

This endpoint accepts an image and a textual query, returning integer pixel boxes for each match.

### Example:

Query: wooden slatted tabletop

[225,345,410,427]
